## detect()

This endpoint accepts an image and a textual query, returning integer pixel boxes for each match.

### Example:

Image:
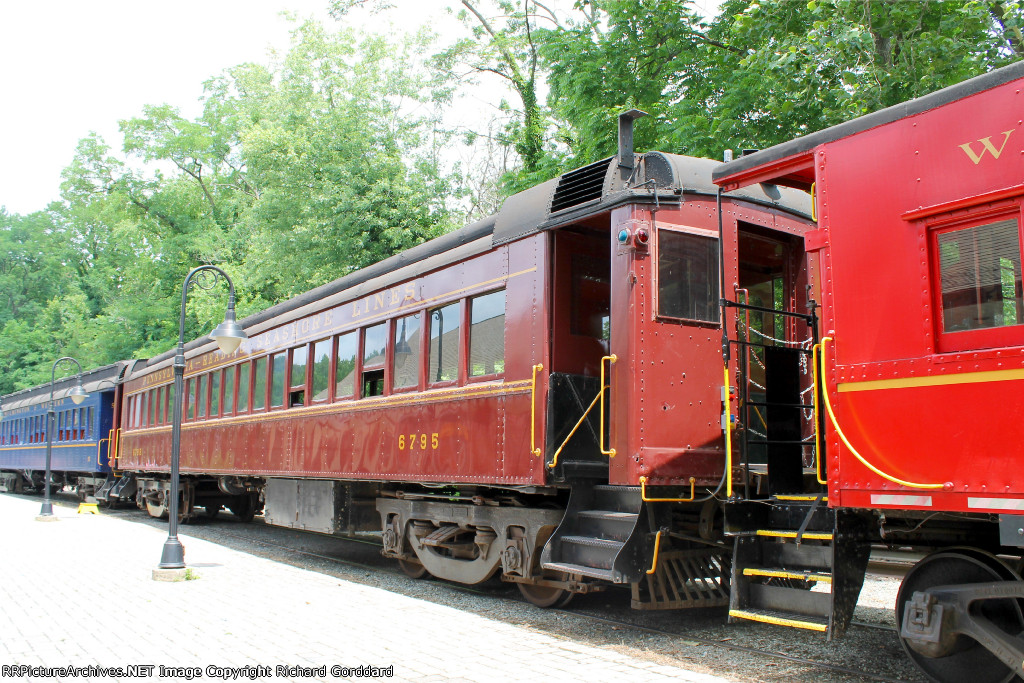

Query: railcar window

[938,218,1023,333]
[362,323,387,398]
[393,313,421,389]
[469,290,506,377]
[134,395,143,428]
[335,332,357,399]
[237,361,251,413]
[271,352,287,408]
[197,374,208,419]
[153,390,162,426]
[253,357,268,411]
[429,303,460,384]
[167,384,175,423]
[210,371,221,417]
[290,346,307,407]
[186,379,195,420]
[87,406,93,438]
[148,390,156,426]
[223,368,235,417]
[143,392,150,427]
[657,230,720,323]
[311,339,330,402]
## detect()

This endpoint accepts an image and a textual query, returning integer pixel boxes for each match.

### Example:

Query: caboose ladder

[727,498,871,639]
[540,483,647,583]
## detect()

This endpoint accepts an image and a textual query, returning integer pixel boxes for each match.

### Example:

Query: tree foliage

[2,2,1022,394]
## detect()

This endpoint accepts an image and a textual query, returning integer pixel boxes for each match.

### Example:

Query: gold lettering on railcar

[959,130,1015,164]
[351,284,418,319]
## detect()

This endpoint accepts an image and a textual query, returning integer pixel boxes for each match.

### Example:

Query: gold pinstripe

[837,368,1024,393]
[121,381,533,436]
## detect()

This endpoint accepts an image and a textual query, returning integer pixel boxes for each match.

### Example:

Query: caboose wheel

[896,549,1022,683]
[398,559,429,579]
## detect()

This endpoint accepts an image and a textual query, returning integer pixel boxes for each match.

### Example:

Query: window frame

[427,301,463,388]
[392,311,424,393]
[929,205,1024,353]
[652,224,722,326]
[467,288,507,383]
[334,331,358,401]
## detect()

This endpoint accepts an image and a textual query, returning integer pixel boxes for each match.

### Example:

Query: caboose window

[393,313,421,389]
[253,358,268,411]
[469,290,506,377]
[429,303,460,384]
[335,332,357,399]
[657,230,720,323]
[311,339,331,402]
[937,217,1023,333]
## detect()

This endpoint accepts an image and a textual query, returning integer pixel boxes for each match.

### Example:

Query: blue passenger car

[0,362,128,497]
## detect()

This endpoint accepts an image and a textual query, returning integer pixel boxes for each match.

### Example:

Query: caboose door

[732,223,817,495]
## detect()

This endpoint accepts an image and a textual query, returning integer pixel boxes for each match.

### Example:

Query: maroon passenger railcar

[113,118,815,606]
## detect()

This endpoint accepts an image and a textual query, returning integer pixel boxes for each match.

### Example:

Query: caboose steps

[728,608,829,632]
[541,484,646,583]
[727,499,872,640]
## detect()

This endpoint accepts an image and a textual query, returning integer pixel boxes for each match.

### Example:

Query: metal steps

[728,497,870,640]
[541,484,646,583]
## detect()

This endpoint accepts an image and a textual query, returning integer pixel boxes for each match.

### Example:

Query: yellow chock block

[77,502,99,515]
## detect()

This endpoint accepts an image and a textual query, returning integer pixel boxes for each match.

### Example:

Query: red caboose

[716,60,1024,683]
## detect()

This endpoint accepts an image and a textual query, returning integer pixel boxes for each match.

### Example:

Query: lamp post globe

[39,357,88,519]
[158,265,246,574]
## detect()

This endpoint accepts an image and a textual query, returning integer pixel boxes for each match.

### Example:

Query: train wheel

[896,549,1022,683]
[228,494,256,522]
[517,571,574,608]
[146,500,169,519]
[398,559,429,579]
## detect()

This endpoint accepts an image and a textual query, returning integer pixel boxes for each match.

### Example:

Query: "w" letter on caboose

[959,130,1015,164]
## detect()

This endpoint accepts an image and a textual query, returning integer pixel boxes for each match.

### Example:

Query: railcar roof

[713,60,1024,190]
[1,361,129,410]
[138,152,811,374]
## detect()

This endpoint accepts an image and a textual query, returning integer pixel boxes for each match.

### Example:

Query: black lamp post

[39,357,88,519]
[159,265,246,571]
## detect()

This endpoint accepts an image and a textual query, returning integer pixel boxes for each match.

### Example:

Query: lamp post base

[39,501,53,516]
[152,567,190,582]
[159,537,186,569]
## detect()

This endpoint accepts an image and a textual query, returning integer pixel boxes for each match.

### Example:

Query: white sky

[0,0,721,216]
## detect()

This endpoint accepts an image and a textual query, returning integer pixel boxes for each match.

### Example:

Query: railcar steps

[727,496,870,640]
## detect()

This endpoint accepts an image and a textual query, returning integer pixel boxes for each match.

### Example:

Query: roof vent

[550,157,613,213]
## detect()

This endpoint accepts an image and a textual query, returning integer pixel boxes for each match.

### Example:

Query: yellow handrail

[724,366,734,498]
[548,389,605,469]
[646,530,664,575]
[812,342,826,485]
[810,182,818,222]
[640,475,696,502]
[96,437,110,467]
[819,337,943,489]
[600,355,617,457]
[531,363,543,457]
